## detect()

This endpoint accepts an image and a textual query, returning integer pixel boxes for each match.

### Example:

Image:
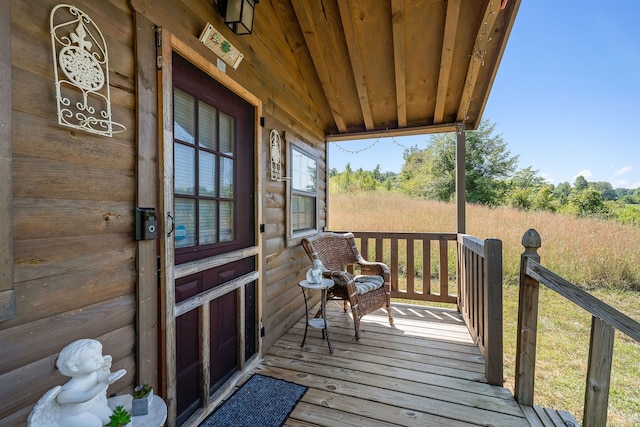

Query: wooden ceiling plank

[434,0,461,124]
[271,0,335,133]
[338,0,374,131]
[391,0,407,128]
[456,0,502,123]
[291,0,348,133]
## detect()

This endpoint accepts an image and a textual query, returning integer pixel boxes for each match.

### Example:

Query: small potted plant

[131,384,153,416]
[106,405,131,427]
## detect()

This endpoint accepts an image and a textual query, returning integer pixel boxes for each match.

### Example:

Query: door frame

[157,29,263,427]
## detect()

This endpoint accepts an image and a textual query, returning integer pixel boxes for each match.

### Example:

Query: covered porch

[252,302,577,426]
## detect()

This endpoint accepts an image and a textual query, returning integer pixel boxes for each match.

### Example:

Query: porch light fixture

[215,0,258,35]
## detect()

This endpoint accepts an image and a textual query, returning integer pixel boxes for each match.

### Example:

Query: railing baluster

[391,237,398,293]
[407,238,415,295]
[439,238,449,296]
[423,237,431,295]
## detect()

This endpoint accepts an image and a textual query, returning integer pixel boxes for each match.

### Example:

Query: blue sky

[329,1,640,189]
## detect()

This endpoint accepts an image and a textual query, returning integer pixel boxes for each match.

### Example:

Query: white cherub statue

[305,259,325,284]
[28,339,127,427]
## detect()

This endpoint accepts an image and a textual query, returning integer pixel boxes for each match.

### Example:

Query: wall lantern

[216,0,258,35]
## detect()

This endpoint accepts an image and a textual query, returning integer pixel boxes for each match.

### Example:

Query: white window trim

[286,135,318,244]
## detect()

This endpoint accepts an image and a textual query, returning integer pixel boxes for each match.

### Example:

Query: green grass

[329,191,640,426]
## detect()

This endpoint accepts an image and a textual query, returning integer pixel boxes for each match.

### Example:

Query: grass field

[328,191,640,426]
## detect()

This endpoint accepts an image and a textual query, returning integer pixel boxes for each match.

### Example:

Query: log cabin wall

[1,0,328,424]
[0,0,137,425]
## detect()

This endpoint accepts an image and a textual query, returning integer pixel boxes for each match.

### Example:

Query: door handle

[167,212,175,237]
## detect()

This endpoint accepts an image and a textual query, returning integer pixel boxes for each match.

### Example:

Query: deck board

[252,302,532,426]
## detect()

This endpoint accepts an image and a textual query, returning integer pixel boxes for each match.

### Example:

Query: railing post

[583,316,615,427]
[515,229,541,405]
[484,238,503,386]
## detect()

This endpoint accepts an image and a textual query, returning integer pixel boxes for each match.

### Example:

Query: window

[290,145,317,236]
[173,88,235,252]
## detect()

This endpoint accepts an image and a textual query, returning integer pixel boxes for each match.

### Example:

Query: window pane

[175,198,196,248]
[199,200,218,245]
[220,201,233,242]
[199,102,217,150]
[220,157,234,198]
[292,148,317,192]
[174,89,195,144]
[175,143,195,195]
[219,113,234,156]
[292,194,315,231]
[199,151,217,196]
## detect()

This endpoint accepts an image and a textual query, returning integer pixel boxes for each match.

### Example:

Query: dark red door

[172,53,256,424]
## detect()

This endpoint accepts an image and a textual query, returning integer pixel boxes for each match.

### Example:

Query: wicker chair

[301,232,393,340]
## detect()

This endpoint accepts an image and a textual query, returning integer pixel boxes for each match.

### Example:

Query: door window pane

[199,151,217,196]
[174,90,195,144]
[199,102,217,150]
[219,113,234,156]
[175,198,196,248]
[220,201,233,242]
[220,157,234,198]
[199,200,218,245]
[175,144,195,195]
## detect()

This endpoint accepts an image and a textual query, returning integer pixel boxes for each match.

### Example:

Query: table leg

[300,287,309,348]
[321,288,333,354]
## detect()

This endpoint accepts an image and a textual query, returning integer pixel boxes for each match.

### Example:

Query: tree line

[329,120,640,225]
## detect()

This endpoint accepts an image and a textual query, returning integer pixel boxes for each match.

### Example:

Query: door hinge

[260,117,265,127]
[260,326,265,337]
[259,224,265,233]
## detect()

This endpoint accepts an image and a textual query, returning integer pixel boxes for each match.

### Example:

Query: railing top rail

[525,258,640,343]
[344,231,458,240]
[458,234,484,255]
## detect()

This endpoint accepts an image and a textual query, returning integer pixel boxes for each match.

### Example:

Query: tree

[574,175,588,191]
[570,188,606,216]
[400,119,518,204]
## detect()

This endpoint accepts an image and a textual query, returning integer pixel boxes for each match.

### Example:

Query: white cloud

[573,169,592,180]
[630,182,640,190]
[614,166,632,176]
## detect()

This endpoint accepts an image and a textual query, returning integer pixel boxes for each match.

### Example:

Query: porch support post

[455,122,466,234]
[133,11,159,392]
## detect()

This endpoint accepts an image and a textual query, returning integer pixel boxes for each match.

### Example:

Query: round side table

[298,278,334,354]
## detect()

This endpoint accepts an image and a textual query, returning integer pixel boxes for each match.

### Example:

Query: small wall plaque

[199,24,244,70]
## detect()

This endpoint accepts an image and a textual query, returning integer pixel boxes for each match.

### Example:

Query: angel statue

[305,259,325,284]
[28,338,127,427]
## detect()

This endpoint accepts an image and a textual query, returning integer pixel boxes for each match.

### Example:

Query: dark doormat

[200,374,308,427]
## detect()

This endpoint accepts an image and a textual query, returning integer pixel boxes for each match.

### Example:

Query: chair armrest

[358,261,390,281]
[322,270,357,301]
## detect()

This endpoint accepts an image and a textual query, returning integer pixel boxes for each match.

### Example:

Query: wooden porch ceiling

[279,0,520,141]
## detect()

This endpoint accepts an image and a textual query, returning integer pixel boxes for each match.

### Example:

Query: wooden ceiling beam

[456,0,502,123]
[338,0,374,131]
[326,122,457,142]
[292,0,348,133]
[434,0,461,124]
[391,0,406,128]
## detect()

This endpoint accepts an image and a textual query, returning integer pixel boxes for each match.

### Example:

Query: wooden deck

[252,302,532,426]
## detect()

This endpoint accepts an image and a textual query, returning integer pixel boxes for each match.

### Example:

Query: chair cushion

[354,275,384,295]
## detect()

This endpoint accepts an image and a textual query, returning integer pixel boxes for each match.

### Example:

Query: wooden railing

[457,234,503,386]
[516,228,640,426]
[348,231,503,386]
[350,231,458,304]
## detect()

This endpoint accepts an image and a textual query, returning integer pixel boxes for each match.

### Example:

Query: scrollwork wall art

[50,4,125,137]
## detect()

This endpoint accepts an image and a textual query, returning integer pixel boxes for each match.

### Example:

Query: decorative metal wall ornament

[50,4,125,137]
[269,129,283,181]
